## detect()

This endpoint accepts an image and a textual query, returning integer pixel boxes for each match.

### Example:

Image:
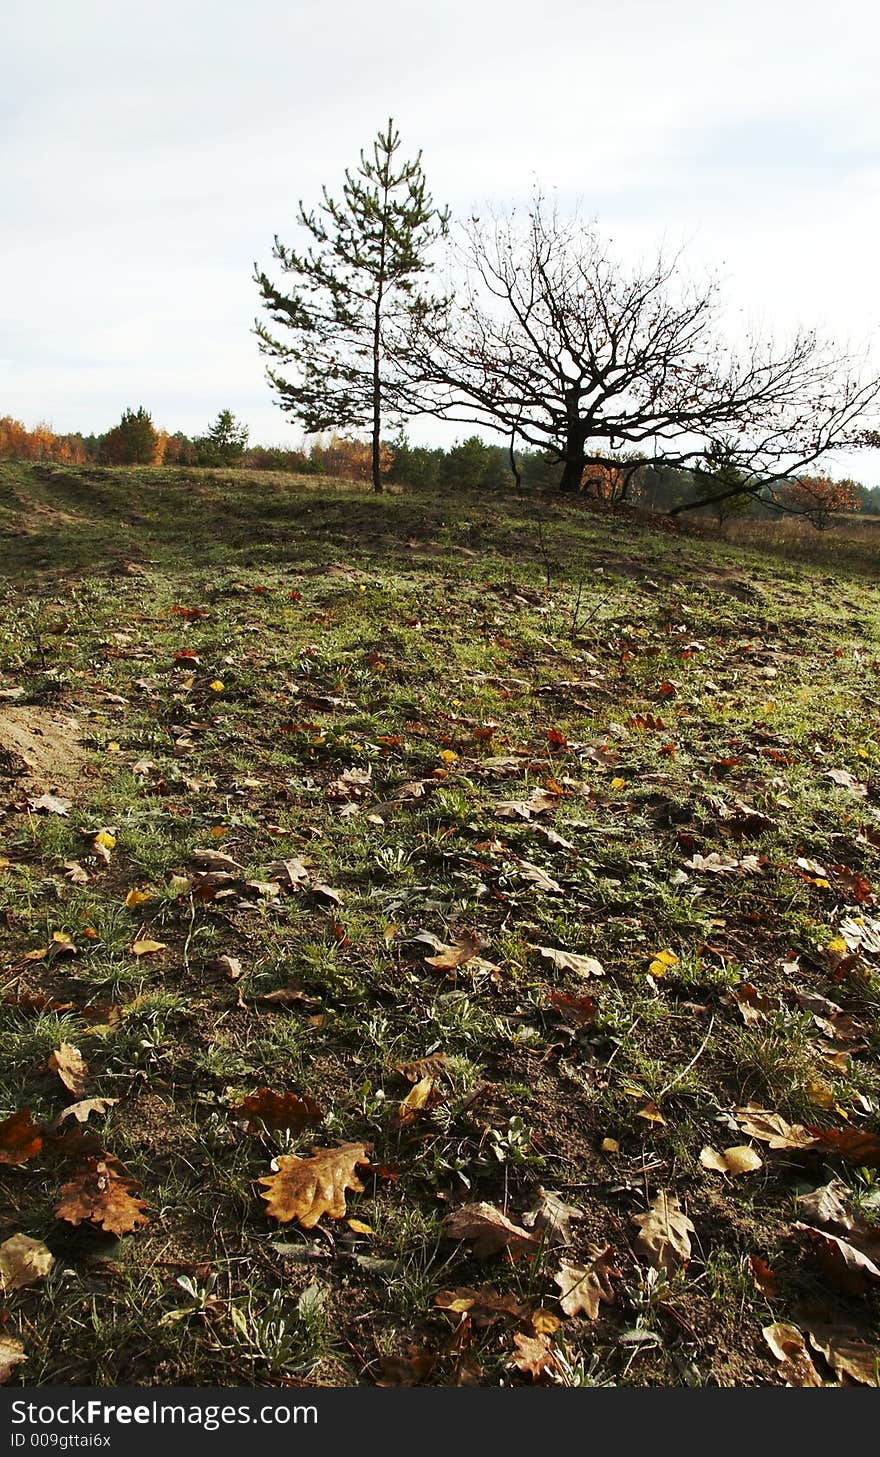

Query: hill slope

[1,461,879,1387]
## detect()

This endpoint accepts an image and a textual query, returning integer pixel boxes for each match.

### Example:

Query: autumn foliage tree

[254,118,448,493]
[0,417,86,464]
[308,433,393,481]
[775,474,861,528]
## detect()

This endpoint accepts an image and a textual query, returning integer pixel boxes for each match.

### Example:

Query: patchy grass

[1,459,879,1389]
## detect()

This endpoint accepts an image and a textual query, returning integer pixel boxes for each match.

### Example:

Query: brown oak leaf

[508,1331,559,1381]
[53,1098,118,1127]
[54,1157,149,1235]
[553,1248,618,1318]
[522,1187,586,1245]
[0,1233,54,1293]
[236,1089,323,1135]
[424,930,484,970]
[807,1325,880,1387]
[762,1322,825,1387]
[0,1108,43,1165]
[733,1104,817,1150]
[442,1202,538,1260]
[259,1142,372,1228]
[0,1335,26,1384]
[632,1192,694,1276]
[48,1043,89,1097]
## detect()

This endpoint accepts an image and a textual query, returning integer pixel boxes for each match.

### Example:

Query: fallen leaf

[395,1076,438,1127]
[807,1325,880,1387]
[553,1248,618,1318]
[236,1089,323,1135]
[425,930,484,970]
[508,1331,559,1381]
[130,939,167,956]
[92,830,116,864]
[733,1104,817,1150]
[264,857,310,888]
[377,1345,436,1386]
[0,1335,26,1384]
[190,849,244,873]
[683,851,763,876]
[795,1223,880,1293]
[806,1126,880,1167]
[762,1322,825,1386]
[48,1043,89,1097]
[63,861,89,884]
[442,1202,539,1260]
[631,1192,694,1276]
[55,1157,149,1235]
[535,946,604,978]
[749,1255,779,1301]
[648,948,679,977]
[313,883,344,906]
[434,1286,528,1326]
[545,990,598,1024]
[28,794,71,816]
[826,768,868,797]
[0,1234,55,1293]
[699,1145,763,1176]
[53,1098,118,1127]
[259,1143,372,1227]
[393,1053,447,1083]
[124,888,152,909]
[732,984,776,1025]
[518,861,562,894]
[210,954,243,980]
[522,1188,586,1245]
[0,1109,43,1165]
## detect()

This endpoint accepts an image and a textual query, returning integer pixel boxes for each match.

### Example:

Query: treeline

[3,407,877,524]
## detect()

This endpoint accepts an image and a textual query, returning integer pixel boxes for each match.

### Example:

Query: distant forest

[2,408,877,525]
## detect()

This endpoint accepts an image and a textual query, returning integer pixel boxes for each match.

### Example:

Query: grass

[0,457,879,1389]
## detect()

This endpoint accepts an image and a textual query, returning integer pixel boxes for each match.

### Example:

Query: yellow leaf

[532,1309,561,1335]
[52,930,73,945]
[439,749,458,764]
[637,1100,667,1125]
[346,1218,374,1235]
[94,831,116,851]
[124,889,152,909]
[209,680,224,692]
[106,741,121,754]
[130,939,167,956]
[610,777,627,790]
[600,1137,620,1154]
[826,937,848,953]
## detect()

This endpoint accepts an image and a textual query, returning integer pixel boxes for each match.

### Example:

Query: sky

[3,0,880,480]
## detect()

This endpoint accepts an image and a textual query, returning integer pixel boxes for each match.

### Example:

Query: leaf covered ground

[1,460,879,1388]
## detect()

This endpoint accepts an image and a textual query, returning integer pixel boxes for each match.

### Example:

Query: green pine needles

[254,118,449,493]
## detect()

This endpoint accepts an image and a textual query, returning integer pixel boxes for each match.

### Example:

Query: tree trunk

[558,411,585,493]
[371,318,383,494]
[558,439,585,492]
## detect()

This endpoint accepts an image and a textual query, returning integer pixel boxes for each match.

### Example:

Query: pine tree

[99,407,158,465]
[254,119,448,493]
[197,409,249,466]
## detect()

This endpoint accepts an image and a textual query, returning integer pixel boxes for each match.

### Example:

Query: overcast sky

[3,0,880,479]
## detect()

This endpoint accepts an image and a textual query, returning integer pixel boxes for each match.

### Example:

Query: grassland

[1,459,879,1388]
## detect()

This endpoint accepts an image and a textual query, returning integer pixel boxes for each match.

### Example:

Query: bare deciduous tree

[402,194,880,505]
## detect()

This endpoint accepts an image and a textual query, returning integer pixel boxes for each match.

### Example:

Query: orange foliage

[580,461,627,502]
[778,474,860,527]
[309,433,393,481]
[0,416,86,464]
